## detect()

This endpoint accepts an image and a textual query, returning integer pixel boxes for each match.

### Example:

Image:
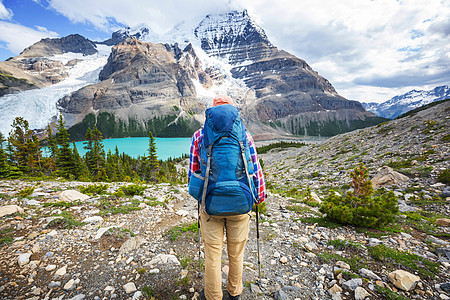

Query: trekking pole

[256,204,261,284]
[197,201,203,278]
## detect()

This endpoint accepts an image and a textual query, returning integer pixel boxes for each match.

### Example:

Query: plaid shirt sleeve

[246,132,266,204]
[188,128,203,183]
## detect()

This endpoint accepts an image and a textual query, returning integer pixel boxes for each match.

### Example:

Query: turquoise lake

[43,137,192,160]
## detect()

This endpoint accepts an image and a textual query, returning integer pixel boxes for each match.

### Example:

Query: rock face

[58,37,203,139]
[194,10,382,137]
[19,34,98,58]
[1,10,385,138]
[0,34,98,96]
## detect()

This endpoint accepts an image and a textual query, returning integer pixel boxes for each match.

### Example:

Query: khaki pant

[200,210,251,300]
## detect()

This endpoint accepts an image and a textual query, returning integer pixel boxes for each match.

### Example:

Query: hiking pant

[200,210,251,300]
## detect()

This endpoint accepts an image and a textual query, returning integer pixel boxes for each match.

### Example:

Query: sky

[0,0,449,103]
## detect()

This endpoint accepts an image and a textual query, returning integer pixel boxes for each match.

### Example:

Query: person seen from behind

[188,95,266,300]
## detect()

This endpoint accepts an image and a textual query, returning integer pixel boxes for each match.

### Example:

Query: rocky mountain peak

[18,34,98,58]
[194,9,273,64]
[102,24,155,46]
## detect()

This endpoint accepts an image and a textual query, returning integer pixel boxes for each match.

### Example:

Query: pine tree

[56,115,76,179]
[46,125,58,174]
[84,126,106,180]
[73,142,89,180]
[148,131,159,169]
[0,132,22,179]
[8,117,31,172]
[0,132,10,178]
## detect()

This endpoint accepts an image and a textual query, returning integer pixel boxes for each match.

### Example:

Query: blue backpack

[189,104,258,215]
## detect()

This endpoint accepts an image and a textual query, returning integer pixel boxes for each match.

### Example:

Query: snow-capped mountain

[363,85,450,119]
[0,9,385,139]
[102,24,157,46]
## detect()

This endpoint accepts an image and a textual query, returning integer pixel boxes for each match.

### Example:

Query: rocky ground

[0,101,449,300]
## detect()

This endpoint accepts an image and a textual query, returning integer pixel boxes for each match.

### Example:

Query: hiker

[188,95,266,300]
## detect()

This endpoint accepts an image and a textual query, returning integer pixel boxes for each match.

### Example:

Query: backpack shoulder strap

[239,140,257,202]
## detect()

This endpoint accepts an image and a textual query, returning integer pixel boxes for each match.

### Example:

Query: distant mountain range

[0,10,386,139]
[363,85,450,119]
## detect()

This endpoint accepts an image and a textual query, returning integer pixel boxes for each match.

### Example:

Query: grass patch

[0,226,14,247]
[43,200,83,208]
[317,252,367,272]
[368,244,439,279]
[96,196,142,216]
[327,239,364,251]
[256,141,307,154]
[375,285,410,300]
[166,222,198,242]
[297,216,341,229]
[46,211,85,229]
[286,205,311,214]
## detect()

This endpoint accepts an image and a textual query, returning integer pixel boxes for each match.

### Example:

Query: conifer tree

[84,125,106,180]
[0,132,10,178]
[46,125,58,174]
[56,115,76,179]
[148,131,159,169]
[8,117,31,172]
[0,132,21,179]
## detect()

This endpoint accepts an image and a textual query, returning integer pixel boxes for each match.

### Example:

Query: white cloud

[44,0,450,102]
[0,21,59,54]
[0,1,13,20]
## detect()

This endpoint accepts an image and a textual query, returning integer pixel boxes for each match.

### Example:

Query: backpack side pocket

[188,171,204,202]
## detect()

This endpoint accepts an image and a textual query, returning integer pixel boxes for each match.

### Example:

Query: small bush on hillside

[79,184,108,195]
[437,169,450,184]
[114,184,146,197]
[19,186,34,198]
[319,163,398,228]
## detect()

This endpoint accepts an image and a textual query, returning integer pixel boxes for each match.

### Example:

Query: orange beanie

[213,95,233,106]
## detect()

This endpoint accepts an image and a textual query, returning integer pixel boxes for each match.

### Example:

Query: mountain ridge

[363,85,450,119]
[1,9,386,139]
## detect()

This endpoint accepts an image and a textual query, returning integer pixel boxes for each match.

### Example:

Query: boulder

[0,205,24,218]
[119,236,144,254]
[58,190,90,202]
[354,287,370,300]
[82,216,104,224]
[359,268,381,281]
[17,253,32,267]
[123,282,137,294]
[388,270,420,291]
[435,218,450,227]
[342,278,362,291]
[371,166,409,189]
[148,254,180,266]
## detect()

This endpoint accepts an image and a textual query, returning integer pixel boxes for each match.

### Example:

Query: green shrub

[437,169,450,184]
[252,201,267,214]
[115,184,146,197]
[319,163,398,228]
[79,184,108,195]
[19,186,34,198]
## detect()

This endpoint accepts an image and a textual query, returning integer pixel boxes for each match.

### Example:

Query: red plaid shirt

[188,127,266,204]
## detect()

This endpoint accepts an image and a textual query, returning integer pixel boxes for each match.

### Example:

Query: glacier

[0,45,110,136]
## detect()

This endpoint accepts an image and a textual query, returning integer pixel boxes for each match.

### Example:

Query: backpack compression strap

[200,145,213,211]
[239,141,257,202]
